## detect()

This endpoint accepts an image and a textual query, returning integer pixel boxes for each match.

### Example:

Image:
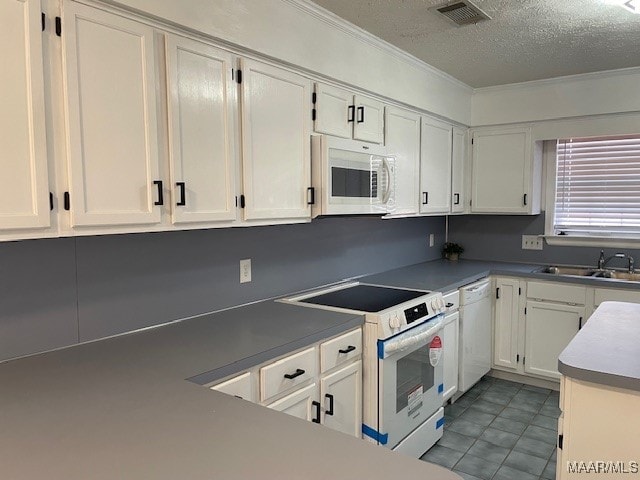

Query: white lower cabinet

[320,361,362,437]
[524,301,583,380]
[442,312,459,401]
[493,277,522,372]
[493,277,587,382]
[267,383,319,422]
[209,327,362,437]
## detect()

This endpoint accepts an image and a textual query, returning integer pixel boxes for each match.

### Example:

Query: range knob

[389,313,401,329]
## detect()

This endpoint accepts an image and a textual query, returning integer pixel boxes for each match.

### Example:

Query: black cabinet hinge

[55,16,61,37]
[49,192,54,211]
[523,356,526,365]
[239,194,245,208]
[518,287,522,295]
[236,69,242,84]
[312,92,317,104]
[63,192,70,211]
[524,307,527,315]
[471,137,474,145]
[558,434,563,449]
[41,12,46,31]
[312,108,316,121]
[516,354,520,363]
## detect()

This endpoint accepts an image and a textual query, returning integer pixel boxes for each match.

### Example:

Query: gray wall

[0,216,444,362]
[449,213,640,266]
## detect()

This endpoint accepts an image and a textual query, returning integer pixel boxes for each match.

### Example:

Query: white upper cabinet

[0,0,51,232]
[62,2,162,228]
[353,94,383,144]
[164,35,237,225]
[470,126,542,215]
[451,127,466,214]
[384,106,420,215]
[313,83,352,139]
[314,83,383,144]
[240,59,312,221]
[420,117,452,214]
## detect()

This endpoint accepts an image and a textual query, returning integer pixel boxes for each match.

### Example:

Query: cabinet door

[384,106,420,215]
[494,278,521,371]
[267,383,318,422]
[314,83,352,139]
[525,301,583,380]
[240,59,311,221]
[0,0,50,231]
[165,35,237,225]
[471,127,531,214]
[442,312,459,401]
[420,117,452,214]
[353,94,383,144]
[320,361,362,437]
[451,127,466,214]
[62,3,162,227]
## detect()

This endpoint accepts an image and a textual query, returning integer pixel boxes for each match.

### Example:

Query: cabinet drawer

[527,281,586,305]
[260,347,317,402]
[211,372,253,401]
[320,329,362,373]
[594,288,640,307]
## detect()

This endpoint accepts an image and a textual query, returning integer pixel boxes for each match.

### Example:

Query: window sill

[544,235,640,249]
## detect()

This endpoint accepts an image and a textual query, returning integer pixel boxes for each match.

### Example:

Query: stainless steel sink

[537,265,640,282]
[536,266,598,276]
[591,270,640,281]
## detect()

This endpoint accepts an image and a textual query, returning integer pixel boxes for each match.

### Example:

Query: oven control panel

[405,303,428,324]
[380,292,445,338]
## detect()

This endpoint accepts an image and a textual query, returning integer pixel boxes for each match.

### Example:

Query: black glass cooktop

[300,284,427,313]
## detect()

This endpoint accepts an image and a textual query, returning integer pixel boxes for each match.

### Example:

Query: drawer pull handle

[312,400,321,423]
[284,368,305,380]
[338,345,356,354]
[325,394,334,416]
[446,302,454,308]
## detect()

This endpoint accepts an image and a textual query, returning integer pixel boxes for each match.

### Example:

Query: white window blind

[555,134,640,237]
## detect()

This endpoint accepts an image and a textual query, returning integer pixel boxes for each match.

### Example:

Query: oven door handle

[379,317,443,359]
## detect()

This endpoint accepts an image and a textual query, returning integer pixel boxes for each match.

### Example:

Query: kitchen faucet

[597,250,635,273]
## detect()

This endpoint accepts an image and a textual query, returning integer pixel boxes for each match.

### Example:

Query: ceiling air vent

[433,1,491,26]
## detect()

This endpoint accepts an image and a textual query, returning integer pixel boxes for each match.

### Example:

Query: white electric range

[282,282,447,458]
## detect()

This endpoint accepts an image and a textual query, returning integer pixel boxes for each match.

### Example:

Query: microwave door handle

[382,158,392,204]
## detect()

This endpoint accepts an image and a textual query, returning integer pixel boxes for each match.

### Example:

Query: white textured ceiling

[311,0,640,87]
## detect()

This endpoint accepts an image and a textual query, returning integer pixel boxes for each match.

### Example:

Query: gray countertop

[3,257,639,479]
[0,298,460,479]
[361,259,538,292]
[559,301,640,392]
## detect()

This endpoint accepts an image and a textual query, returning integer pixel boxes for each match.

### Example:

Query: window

[551,134,640,240]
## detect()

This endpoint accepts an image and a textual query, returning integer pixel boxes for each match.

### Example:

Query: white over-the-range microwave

[311,135,396,217]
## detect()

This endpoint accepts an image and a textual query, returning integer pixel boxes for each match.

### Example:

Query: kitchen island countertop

[559,301,640,392]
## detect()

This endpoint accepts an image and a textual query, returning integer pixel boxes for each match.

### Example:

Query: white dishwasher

[458,279,492,393]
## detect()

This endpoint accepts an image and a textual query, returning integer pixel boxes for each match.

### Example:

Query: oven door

[378,320,444,449]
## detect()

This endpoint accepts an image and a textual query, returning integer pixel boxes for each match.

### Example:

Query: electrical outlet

[522,235,544,250]
[240,259,252,283]
[429,234,435,247]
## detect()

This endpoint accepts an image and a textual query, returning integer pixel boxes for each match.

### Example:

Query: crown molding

[280,0,473,93]
[474,65,640,94]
